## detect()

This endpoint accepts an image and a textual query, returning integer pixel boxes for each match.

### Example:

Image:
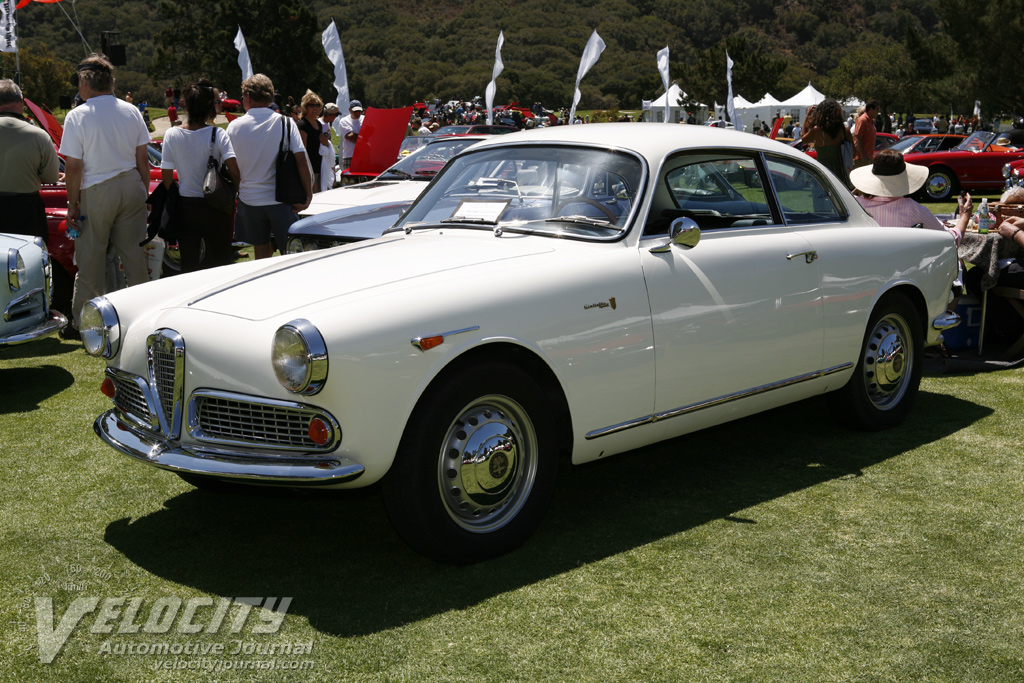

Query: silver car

[1,233,66,346]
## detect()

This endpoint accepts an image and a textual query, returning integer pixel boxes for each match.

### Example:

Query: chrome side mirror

[650,217,701,253]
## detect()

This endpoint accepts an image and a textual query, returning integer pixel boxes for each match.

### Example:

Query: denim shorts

[233,201,298,253]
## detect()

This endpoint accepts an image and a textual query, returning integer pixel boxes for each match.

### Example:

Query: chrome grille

[110,372,149,422]
[191,393,338,451]
[147,329,185,437]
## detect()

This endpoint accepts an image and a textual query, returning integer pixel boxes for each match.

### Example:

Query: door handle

[786,250,818,264]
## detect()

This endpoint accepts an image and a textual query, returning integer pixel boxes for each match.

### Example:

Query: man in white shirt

[60,53,151,336]
[334,100,363,170]
[226,74,312,259]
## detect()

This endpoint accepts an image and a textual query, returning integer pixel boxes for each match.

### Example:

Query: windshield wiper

[439,217,498,225]
[544,215,612,227]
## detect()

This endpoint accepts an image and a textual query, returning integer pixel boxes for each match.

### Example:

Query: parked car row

[87,124,961,563]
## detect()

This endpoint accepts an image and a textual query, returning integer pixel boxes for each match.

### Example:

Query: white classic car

[1,233,66,346]
[89,125,960,563]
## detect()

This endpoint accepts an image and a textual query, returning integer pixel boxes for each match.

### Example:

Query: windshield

[378,137,483,181]
[888,136,923,153]
[390,144,644,240]
[955,131,996,152]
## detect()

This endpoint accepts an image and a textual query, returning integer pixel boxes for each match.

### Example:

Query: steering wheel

[555,197,618,222]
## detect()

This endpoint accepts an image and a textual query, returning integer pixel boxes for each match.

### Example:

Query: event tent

[644,83,709,123]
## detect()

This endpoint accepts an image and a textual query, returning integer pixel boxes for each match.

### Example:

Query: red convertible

[905,130,1024,201]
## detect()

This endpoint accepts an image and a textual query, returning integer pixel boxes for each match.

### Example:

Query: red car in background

[788,132,898,160]
[905,129,1024,201]
[887,134,966,156]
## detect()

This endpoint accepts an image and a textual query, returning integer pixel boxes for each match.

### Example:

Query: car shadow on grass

[0,336,79,360]
[103,390,989,638]
[0,364,75,413]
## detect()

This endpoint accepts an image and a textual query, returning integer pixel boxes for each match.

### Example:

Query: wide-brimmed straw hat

[850,151,929,197]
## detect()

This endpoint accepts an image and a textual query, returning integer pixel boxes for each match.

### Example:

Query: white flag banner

[485,31,504,125]
[657,46,670,123]
[569,30,605,123]
[726,51,742,132]
[974,100,981,118]
[0,0,16,54]
[322,20,350,113]
[234,26,253,82]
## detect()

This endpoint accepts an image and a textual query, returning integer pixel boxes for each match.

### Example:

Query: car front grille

[110,372,150,422]
[107,332,339,453]
[147,330,185,437]
[190,392,338,452]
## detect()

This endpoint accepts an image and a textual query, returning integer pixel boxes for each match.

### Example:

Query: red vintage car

[1005,158,1024,190]
[887,134,966,155]
[904,130,1024,201]
[788,132,898,160]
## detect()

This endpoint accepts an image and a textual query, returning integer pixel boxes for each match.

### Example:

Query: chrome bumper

[932,311,960,331]
[0,310,67,345]
[94,409,365,485]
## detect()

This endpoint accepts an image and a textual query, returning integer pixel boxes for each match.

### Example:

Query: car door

[638,151,826,436]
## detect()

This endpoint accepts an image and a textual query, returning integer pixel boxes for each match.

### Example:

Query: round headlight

[303,242,318,252]
[7,248,26,292]
[286,237,306,254]
[271,319,328,395]
[80,297,120,358]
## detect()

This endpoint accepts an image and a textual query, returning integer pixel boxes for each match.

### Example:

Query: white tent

[644,83,709,123]
[733,93,782,131]
[779,82,827,123]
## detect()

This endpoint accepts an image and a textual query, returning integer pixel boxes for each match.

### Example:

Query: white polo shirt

[226,107,305,207]
[160,126,236,198]
[59,94,151,190]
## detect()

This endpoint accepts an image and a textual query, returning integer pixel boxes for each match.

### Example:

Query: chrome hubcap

[927,174,950,199]
[863,313,912,409]
[438,395,537,532]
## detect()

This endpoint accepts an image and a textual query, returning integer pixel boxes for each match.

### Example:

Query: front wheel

[383,361,558,564]
[920,168,958,202]
[828,292,923,431]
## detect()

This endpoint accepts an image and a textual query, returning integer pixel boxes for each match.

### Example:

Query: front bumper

[0,309,67,346]
[94,409,365,485]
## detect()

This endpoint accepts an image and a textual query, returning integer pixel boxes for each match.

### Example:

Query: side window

[764,156,847,225]
[655,154,776,231]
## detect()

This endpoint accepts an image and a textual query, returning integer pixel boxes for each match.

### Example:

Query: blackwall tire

[829,292,923,432]
[383,361,558,564]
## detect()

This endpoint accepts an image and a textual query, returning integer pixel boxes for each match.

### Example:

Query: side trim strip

[584,362,853,440]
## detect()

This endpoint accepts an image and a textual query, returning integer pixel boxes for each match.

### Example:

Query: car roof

[463,122,811,163]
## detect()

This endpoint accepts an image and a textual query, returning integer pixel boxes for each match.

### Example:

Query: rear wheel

[383,361,558,564]
[829,292,923,431]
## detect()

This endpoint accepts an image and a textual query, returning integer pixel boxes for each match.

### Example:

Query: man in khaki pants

[59,53,151,338]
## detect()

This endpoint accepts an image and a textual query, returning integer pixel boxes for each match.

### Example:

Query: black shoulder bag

[275,117,307,205]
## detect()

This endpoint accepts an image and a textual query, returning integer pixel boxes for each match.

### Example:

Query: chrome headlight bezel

[1003,163,1012,179]
[285,237,306,254]
[271,318,328,395]
[80,297,121,358]
[7,248,25,292]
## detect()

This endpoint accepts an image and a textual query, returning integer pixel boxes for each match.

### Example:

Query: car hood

[181,232,558,321]
[302,180,427,216]
[289,201,411,240]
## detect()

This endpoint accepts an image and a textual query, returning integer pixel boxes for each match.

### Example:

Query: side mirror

[650,217,701,253]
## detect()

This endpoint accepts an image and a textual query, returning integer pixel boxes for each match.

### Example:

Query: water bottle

[66,215,84,241]
[977,198,992,234]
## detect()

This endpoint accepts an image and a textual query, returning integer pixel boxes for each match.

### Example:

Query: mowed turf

[2,331,1023,682]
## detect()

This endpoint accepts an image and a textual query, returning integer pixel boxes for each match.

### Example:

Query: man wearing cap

[0,79,59,242]
[850,149,969,245]
[60,53,152,338]
[334,100,363,170]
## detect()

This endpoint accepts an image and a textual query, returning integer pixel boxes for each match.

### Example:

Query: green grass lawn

[2,335,1024,681]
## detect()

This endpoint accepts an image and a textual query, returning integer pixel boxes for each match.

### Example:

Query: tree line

[3,0,1020,120]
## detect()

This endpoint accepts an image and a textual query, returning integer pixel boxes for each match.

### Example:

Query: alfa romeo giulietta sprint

[88,124,959,563]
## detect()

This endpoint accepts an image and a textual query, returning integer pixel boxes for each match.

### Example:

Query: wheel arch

[875,283,929,340]
[412,341,574,460]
